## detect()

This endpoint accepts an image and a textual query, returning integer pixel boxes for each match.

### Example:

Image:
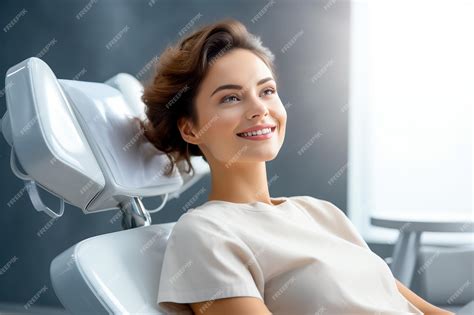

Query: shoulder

[166,210,253,257]
[293,195,340,208]
[294,195,370,249]
[291,195,356,232]
[291,195,346,218]
[168,211,229,244]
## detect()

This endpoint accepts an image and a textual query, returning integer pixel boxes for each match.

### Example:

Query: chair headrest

[104,73,211,202]
[1,57,207,217]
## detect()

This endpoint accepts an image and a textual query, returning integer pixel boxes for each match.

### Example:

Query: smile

[236,127,276,140]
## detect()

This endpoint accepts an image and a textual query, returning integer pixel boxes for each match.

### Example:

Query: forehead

[201,48,273,90]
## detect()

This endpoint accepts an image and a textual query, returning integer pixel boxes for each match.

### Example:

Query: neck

[207,160,272,205]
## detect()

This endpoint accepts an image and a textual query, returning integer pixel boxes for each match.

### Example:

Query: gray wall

[1,0,392,309]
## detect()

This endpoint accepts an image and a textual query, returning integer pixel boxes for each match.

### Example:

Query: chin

[247,149,281,162]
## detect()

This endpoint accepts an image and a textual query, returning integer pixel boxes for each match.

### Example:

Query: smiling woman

[139,18,449,315]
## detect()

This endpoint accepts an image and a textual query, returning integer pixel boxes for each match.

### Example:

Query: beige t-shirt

[157,195,424,315]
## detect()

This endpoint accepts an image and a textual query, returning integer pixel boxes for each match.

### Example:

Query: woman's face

[183,48,287,165]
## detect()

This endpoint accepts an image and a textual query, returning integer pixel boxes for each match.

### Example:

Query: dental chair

[1,57,209,314]
[2,57,473,315]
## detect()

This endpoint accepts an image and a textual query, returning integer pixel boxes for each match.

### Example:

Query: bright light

[368,0,473,214]
[349,0,474,244]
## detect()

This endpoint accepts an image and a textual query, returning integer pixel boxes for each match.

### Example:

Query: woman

[141,18,453,315]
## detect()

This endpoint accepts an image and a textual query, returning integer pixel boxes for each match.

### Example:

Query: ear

[177,117,201,145]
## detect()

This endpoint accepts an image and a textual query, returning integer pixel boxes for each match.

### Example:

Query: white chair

[50,222,175,314]
[1,57,209,314]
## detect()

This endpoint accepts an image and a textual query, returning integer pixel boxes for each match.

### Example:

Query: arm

[190,279,451,315]
[395,279,455,315]
[190,296,272,315]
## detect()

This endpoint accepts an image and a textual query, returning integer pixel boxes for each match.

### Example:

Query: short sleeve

[156,212,264,314]
[305,196,371,250]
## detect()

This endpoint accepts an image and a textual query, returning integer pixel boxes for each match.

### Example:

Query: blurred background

[0,0,472,313]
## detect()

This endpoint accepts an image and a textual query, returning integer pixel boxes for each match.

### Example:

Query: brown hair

[141,18,277,177]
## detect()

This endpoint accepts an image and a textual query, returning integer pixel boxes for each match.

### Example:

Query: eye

[219,88,276,104]
[261,87,276,96]
[220,94,240,104]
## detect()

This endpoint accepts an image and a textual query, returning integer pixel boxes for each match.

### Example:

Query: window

[348,0,473,245]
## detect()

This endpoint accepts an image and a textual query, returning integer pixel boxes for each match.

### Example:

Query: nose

[246,94,269,120]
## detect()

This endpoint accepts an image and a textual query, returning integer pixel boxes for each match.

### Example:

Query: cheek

[205,115,239,145]
[280,106,287,121]
[211,110,242,132]
[213,120,234,136]
[274,101,287,126]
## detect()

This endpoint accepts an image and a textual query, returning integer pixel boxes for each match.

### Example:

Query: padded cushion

[50,223,175,314]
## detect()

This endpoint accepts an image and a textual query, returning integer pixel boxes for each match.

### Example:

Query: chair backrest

[50,222,175,314]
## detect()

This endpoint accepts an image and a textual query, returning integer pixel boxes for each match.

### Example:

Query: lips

[236,123,277,134]
[237,126,276,137]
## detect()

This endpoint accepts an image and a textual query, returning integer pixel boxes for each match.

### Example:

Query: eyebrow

[210,77,275,98]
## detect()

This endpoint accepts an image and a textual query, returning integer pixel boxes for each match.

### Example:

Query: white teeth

[239,127,273,137]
